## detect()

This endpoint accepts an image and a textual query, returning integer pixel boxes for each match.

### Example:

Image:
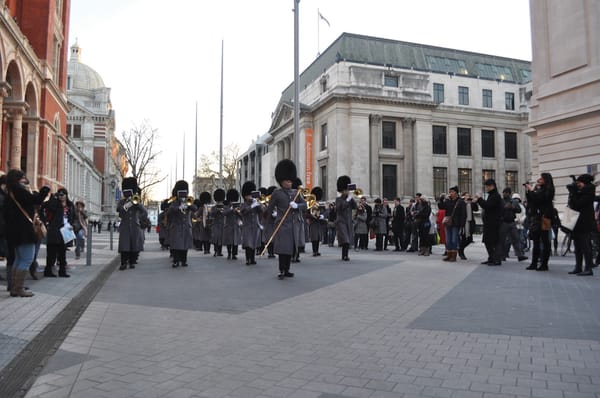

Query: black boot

[58,263,70,278]
[232,245,238,260]
[458,248,467,260]
[29,260,39,280]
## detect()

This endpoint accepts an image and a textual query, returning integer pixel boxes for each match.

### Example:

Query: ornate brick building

[0,0,70,190]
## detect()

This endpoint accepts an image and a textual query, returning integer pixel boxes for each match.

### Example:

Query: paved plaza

[1,232,599,398]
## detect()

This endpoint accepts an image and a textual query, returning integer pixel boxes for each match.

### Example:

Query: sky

[68,0,532,199]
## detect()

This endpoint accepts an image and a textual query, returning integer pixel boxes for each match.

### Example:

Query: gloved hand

[319,215,325,220]
[346,195,352,202]
[289,201,298,209]
[251,199,260,208]
[272,210,278,218]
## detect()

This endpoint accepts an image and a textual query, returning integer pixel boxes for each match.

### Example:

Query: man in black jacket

[498,187,528,263]
[391,197,405,251]
[475,179,503,265]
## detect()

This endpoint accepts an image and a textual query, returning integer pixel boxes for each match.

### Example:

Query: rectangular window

[73,124,81,139]
[458,168,472,195]
[482,89,493,108]
[481,129,495,157]
[482,169,496,192]
[433,167,447,199]
[458,86,469,105]
[505,170,518,194]
[433,83,444,103]
[320,123,328,150]
[432,125,447,154]
[505,92,515,110]
[382,164,397,200]
[384,75,398,87]
[382,121,396,149]
[457,127,471,156]
[505,131,517,159]
[320,165,327,200]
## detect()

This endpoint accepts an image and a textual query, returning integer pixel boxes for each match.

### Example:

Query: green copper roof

[280,32,531,103]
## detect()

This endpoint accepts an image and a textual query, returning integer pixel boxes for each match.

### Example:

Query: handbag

[442,201,458,227]
[10,192,47,241]
[561,206,580,232]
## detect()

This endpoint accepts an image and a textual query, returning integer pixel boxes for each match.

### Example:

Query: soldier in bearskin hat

[167,180,197,267]
[291,178,306,263]
[117,177,148,270]
[308,186,325,256]
[210,188,226,256]
[335,175,357,261]
[223,188,242,260]
[194,191,212,254]
[265,159,306,279]
[240,181,263,265]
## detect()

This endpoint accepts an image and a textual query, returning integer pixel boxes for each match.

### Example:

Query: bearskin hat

[172,180,189,197]
[576,174,594,184]
[213,188,225,202]
[337,175,351,193]
[122,177,138,193]
[241,181,257,197]
[267,186,277,195]
[292,178,302,190]
[274,159,297,185]
[199,191,212,205]
[311,186,324,201]
[259,187,268,196]
[193,199,202,207]
[226,188,240,203]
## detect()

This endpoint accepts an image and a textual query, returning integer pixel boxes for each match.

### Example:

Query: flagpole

[293,0,300,164]
[194,101,198,197]
[317,8,320,56]
[182,131,185,181]
[219,39,224,188]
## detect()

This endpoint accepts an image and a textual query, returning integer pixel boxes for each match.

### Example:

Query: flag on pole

[319,11,330,27]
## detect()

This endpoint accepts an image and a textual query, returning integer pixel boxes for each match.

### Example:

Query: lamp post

[109,178,116,250]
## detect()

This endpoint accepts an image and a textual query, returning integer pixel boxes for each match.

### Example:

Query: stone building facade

[240,33,532,201]
[529,0,600,207]
[0,0,70,190]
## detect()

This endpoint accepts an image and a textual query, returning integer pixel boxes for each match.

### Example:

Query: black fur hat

[311,186,324,201]
[292,178,302,190]
[241,181,257,197]
[267,186,277,195]
[199,191,212,205]
[172,180,189,197]
[259,187,268,196]
[213,188,225,202]
[160,199,169,211]
[226,188,240,203]
[193,199,202,207]
[576,174,594,184]
[122,177,138,193]
[274,159,297,185]
[337,175,351,193]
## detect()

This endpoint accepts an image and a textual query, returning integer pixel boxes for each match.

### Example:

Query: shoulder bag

[442,201,458,227]
[10,192,47,241]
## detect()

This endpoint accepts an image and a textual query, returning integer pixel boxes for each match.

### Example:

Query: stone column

[9,107,25,170]
[25,118,40,187]
[369,114,382,197]
[0,82,10,168]
[401,117,416,196]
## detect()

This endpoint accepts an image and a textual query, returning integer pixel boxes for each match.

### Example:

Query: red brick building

[0,0,70,190]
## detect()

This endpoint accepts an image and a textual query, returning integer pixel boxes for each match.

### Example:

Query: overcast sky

[68,0,532,198]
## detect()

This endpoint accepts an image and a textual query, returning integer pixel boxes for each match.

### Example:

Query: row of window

[433,167,518,199]
[433,126,518,159]
[433,83,515,110]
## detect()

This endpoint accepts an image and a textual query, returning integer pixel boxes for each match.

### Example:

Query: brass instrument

[185,196,194,206]
[131,194,141,205]
[352,188,364,199]
[167,196,177,204]
[258,194,270,205]
[301,188,311,197]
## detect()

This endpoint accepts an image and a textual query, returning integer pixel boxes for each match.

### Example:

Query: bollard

[109,220,114,251]
[86,225,93,266]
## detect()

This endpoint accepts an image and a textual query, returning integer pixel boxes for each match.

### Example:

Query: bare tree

[119,121,167,202]
[197,143,240,192]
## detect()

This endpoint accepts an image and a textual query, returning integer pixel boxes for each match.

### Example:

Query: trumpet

[132,194,141,205]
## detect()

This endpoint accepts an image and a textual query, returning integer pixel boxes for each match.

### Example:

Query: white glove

[123,201,133,211]
[319,215,325,220]
[272,210,278,218]
[251,199,260,208]
[346,195,352,202]
[289,201,298,209]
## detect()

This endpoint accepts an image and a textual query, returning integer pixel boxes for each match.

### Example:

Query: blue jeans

[76,229,85,257]
[445,226,460,250]
[15,243,36,271]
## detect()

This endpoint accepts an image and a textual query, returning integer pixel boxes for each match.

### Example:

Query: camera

[251,190,261,199]
[347,183,356,191]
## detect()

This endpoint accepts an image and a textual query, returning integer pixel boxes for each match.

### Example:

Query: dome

[67,41,105,90]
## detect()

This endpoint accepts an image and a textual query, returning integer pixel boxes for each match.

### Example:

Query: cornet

[131,194,141,205]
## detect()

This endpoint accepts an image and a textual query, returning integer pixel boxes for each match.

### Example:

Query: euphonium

[132,194,141,205]
[301,188,311,197]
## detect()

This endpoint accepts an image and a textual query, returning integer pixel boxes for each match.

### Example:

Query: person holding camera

[474,179,503,265]
[566,174,596,276]
[440,186,466,262]
[372,198,388,251]
[524,173,555,271]
[40,187,76,278]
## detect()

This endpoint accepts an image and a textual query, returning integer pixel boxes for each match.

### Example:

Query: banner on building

[305,128,313,189]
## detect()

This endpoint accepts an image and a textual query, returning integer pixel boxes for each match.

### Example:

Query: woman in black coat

[5,169,50,296]
[567,174,596,275]
[40,188,76,277]
[524,172,555,271]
